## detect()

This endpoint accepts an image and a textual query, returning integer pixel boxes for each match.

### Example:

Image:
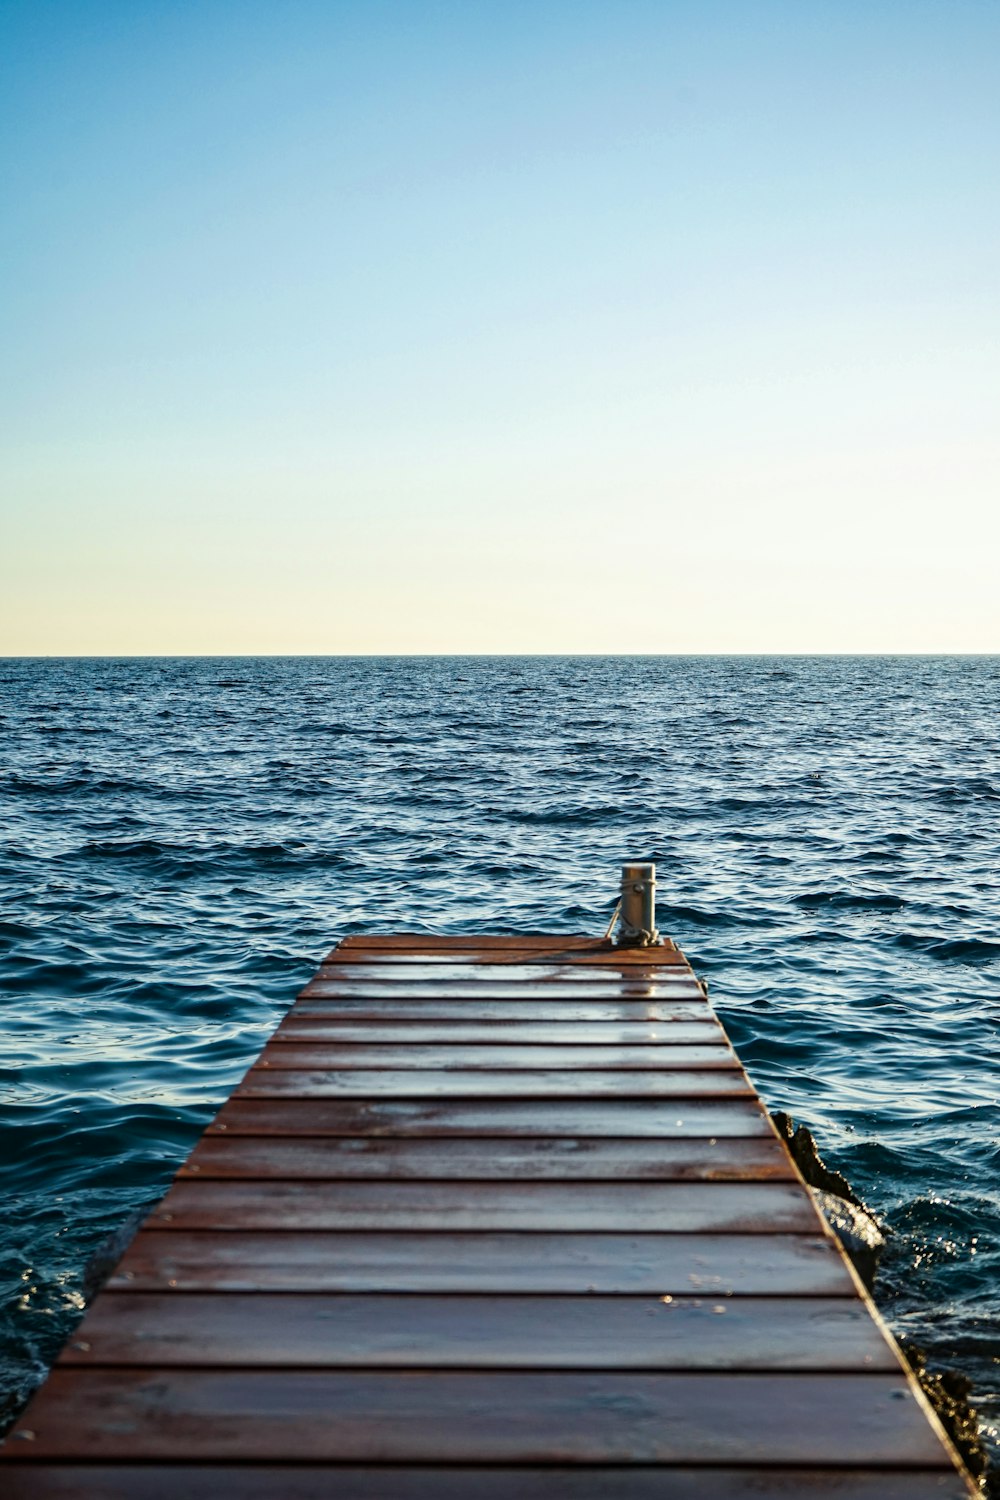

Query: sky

[2,0,999,654]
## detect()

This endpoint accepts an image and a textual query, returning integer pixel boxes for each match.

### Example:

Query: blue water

[1,656,998,1451]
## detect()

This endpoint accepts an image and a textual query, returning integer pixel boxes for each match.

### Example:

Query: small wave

[893,933,1000,962]
[931,777,1000,803]
[795,890,904,911]
[512,803,626,826]
[0,920,34,943]
[76,838,173,859]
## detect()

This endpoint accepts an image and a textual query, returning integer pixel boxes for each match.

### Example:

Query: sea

[1,655,998,1460]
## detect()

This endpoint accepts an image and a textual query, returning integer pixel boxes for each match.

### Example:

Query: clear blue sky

[3,0,998,652]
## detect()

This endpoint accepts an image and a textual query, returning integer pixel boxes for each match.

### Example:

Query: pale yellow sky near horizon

[6,468,996,655]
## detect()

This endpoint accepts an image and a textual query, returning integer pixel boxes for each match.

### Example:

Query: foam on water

[1,656,998,1450]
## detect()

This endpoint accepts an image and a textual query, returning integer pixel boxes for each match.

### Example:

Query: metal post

[617,862,660,947]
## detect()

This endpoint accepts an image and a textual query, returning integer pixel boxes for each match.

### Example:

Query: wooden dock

[1,934,975,1497]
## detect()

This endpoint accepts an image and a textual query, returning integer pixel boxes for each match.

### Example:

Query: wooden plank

[210,1097,774,1136]
[337,935,600,951]
[313,966,695,990]
[322,947,685,963]
[325,954,692,966]
[236,1069,754,1098]
[180,1135,796,1181]
[293,999,712,1020]
[255,1042,739,1071]
[109,1229,858,1295]
[320,960,695,984]
[150,1180,820,1232]
[58,1294,900,1372]
[301,980,707,999]
[275,1019,726,1042]
[0,1468,973,1499]
[4,1370,956,1464]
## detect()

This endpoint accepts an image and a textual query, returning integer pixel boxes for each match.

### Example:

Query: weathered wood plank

[293,998,712,1019]
[150,1180,820,1232]
[210,1096,774,1137]
[180,1135,796,1181]
[275,1019,726,1043]
[58,1294,900,1372]
[318,957,690,975]
[236,1069,753,1098]
[0,1468,972,1499]
[337,935,600,951]
[4,1371,955,1465]
[301,980,707,999]
[322,948,689,972]
[109,1230,857,1295]
[255,1042,739,1071]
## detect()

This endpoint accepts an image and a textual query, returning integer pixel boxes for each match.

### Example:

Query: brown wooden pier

[1,933,975,1496]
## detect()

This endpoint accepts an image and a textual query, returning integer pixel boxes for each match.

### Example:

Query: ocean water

[1,655,998,1456]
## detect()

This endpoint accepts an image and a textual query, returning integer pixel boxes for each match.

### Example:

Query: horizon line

[4,651,1000,662]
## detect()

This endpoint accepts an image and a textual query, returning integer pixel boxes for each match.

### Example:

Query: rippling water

[1,655,998,1455]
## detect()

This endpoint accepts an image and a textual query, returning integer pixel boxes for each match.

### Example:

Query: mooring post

[617,861,660,947]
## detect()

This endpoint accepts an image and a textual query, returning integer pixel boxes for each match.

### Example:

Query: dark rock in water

[771,1112,885,1287]
[771,1109,863,1206]
[811,1188,886,1291]
[901,1341,989,1489]
[772,1111,989,1491]
[81,1206,150,1303]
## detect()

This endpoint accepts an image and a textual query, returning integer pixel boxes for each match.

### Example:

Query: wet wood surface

[319,953,692,970]
[110,1230,858,1294]
[179,1133,797,1179]
[2,1370,955,1463]
[337,935,626,949]
[150,1179,820,1231]
[255,1040,738,1068]
[0,1466,973,1500]
[59,1293,899,1370]
[274,1018,722,1039]
[308,967,703,984]
[212,1092,773,1134]
[235,1067,754,1097]
[300,980,707,998]
[210,1095,775,1135]
[294,996,712,1016]
[1,934,973,1496]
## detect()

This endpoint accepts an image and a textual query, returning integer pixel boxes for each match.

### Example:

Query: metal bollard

[617,862,660,947]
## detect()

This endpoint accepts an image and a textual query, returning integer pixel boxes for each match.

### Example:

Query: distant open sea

[1,655,998,1457]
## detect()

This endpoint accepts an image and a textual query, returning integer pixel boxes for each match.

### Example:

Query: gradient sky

[3,0,998,653]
